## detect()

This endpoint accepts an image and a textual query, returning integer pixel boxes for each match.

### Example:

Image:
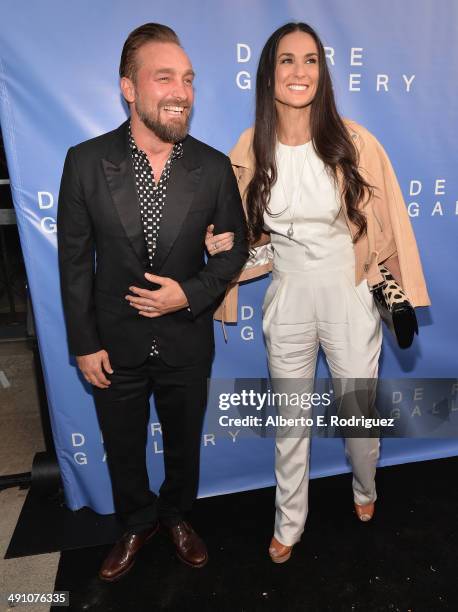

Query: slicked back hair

[119,23,180,82]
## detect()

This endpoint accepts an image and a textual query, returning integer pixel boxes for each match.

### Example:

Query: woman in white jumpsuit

[262,134,382,561]
[207,21,429,564]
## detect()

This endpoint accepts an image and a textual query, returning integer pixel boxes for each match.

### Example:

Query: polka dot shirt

[129,124,183,357]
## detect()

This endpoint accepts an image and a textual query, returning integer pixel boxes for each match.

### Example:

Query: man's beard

[135,100,190,143]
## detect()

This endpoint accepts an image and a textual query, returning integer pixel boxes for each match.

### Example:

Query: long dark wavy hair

[246,22,372,244]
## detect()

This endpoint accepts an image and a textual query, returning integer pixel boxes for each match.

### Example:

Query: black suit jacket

[57,121,248,367]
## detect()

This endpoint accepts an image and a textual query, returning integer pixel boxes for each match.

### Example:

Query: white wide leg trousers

[263,264,383,546]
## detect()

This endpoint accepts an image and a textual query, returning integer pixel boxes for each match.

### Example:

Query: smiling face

[274,31,319,110]
[121,41,194,143]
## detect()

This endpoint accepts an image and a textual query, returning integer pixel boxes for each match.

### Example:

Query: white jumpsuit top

[262,140,382,381]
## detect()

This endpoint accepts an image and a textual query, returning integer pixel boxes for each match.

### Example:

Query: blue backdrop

[1,0,457,513]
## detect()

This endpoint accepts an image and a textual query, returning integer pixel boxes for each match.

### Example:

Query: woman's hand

[253,231,271,247]
[205,224,234,256]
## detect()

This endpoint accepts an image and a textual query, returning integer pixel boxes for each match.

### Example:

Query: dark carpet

[47,457,457,611]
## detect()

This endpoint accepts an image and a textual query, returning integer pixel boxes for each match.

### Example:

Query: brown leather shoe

[99,524,158,582]
[269,536,293,564]
[354,501,375,522]
[163,521,208,568]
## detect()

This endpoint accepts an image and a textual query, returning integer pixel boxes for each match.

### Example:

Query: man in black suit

[57,23,248,581]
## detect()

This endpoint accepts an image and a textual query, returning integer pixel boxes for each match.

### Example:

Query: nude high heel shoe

[354,501,375,522]
[269,536,293,563]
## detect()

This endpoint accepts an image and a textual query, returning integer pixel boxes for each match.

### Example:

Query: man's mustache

[159,99,191,110]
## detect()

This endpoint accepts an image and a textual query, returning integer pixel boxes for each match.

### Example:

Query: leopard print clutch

[378,265,409,308]
[371,264,418,349]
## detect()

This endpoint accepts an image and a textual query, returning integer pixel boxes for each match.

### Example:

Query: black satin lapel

[102,157,146,265]
[153,160,202,272]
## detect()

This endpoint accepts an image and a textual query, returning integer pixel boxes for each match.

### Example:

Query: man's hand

[76,350,113,389]
[126,273,189,318]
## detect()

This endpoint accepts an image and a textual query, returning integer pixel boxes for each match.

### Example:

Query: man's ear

[120,76,135,104]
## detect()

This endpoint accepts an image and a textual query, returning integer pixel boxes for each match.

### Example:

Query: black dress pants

[93,354,211,533]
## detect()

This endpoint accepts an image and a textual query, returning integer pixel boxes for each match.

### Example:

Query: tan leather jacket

[215,119,430,322]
